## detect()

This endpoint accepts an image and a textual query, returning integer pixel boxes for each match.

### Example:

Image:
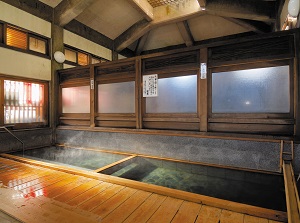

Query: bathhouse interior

[0,0,300,222]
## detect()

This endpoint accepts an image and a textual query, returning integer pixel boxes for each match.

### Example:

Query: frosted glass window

[98,81,135,113]
[146,75,197,113]
[212,66,290,113]
[62,86,90,113]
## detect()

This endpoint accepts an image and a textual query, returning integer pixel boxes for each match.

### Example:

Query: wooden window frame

[95,68,136,129]
[64,45,109,67]
[0,75,49,129]
[207,59,294,135]
[0,21,50,59]
[142,70,200,131]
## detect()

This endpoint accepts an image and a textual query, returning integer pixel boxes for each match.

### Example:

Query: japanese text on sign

[143,74,158,97]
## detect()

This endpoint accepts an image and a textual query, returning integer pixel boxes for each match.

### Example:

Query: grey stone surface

[56,129,282,172]
[0,128,52,153]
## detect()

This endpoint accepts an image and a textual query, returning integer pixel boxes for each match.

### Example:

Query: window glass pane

[91,57,100,64]
[212,66,290,113]
[146,75,197,113]
[65,48,77,63]
[78,52,88,65]
[6,26,27,49]
[98,81,135,113]
[29,37,46,54]
[4,80,45,124]
[62,86,90,113]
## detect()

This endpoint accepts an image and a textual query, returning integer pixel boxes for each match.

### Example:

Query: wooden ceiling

[33,0,284,57]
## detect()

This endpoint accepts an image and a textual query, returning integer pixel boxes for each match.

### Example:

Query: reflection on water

[12,146,129,170]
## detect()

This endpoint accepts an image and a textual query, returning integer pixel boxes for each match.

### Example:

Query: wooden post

[199,48,208,132]
[136,58,142,129]
[294,30,300,140]
[51,24,64,143]
[90,65,95,127]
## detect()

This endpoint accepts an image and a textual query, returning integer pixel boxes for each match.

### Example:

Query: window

[29,36,47,54]
[0,23,49,56]
[1,78,48,128]
[146,75,197,113]
[62,86,90,113]
[6,26,27,50]
[64,46,108,66]
[65,48,77,63]
[212,66,290,113]
[98,81,135,113]
[78,52,88,66]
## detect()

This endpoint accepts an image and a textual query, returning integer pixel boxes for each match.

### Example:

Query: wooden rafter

[54,0,98,26]
[223,17,271,34]
[176,21,194,47]
[135,31,150,55]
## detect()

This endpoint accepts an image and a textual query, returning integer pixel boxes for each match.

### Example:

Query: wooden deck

[0,157,285,223]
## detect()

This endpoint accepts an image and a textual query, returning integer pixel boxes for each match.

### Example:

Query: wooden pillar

[135,58,142,129]
[51,24,64,144]
[199,48,208,132]
[90,65,95,127]
[294,30,300,140]
[112,51,118,61]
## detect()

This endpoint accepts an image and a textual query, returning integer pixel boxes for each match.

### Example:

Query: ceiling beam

[54,0,98,26]
[115,3,204,52]
[197,0,206,8]
[176,21,194,47]
[64,20,114,50]
[205,0,276,22]
[114,19,151,52]
[223,18,271,34]
[127,0,154,21]
[135,31,150,55]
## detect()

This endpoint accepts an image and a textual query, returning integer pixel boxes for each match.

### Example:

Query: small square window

[6,26,27,50]
[29,36,46,54]
[78,52,88,66]
[65,48,77,63]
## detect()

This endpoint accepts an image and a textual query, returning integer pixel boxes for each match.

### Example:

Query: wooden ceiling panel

[76,0,143,40]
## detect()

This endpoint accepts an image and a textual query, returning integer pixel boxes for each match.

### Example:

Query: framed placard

[143,74,158,97]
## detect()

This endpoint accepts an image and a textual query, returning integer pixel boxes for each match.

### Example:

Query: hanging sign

[143,74,158,97]
[200,63,207,79]
[90,79,94,90]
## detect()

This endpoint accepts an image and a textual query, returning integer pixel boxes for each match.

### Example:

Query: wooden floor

[0,157,284,223]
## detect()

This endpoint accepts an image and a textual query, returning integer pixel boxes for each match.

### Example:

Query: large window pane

[4,80,45,124]
[98,81,135,113]
[146,75,197,113]
[62,86,90,113]
[212,66,290,113]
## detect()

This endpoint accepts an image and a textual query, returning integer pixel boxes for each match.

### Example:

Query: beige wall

[0,48,51,80]
[0,1,51,37]
[64,30,112,61]
[0,1,51,80]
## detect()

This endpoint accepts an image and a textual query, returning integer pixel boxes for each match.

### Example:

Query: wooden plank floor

[0,157,284,223]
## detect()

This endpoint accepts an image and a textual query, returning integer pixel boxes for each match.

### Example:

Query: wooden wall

[57,29,300,140]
